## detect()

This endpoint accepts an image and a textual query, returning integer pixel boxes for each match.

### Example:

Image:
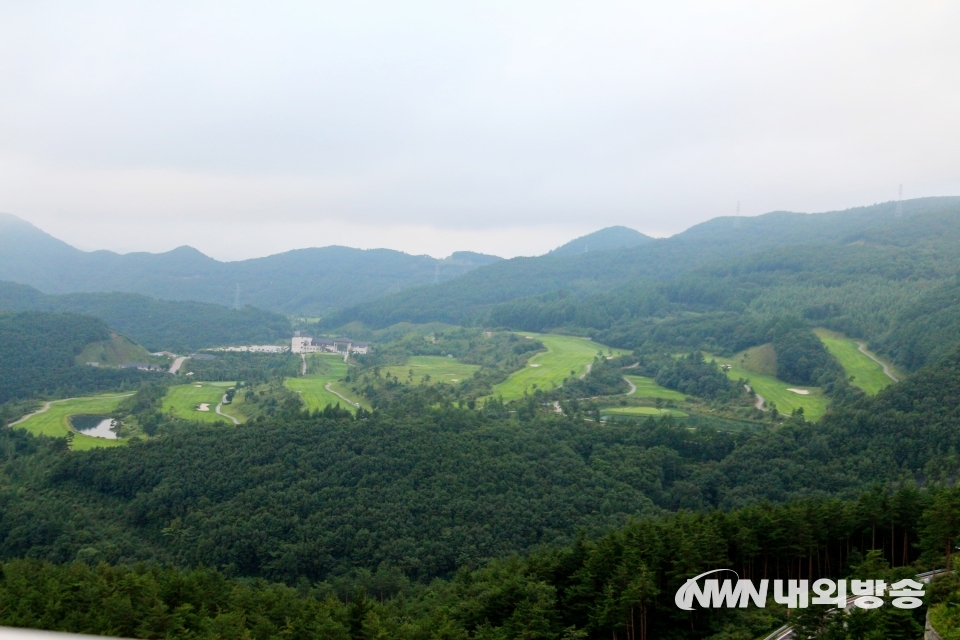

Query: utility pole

[234,283,241,310]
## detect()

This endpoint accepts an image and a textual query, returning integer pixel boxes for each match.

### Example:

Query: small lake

[70,414,119,440]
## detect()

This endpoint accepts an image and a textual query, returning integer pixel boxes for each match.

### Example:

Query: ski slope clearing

[489,333,628,402]
[814,328,902,395]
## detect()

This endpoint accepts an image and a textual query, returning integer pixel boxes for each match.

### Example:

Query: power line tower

[734,201,741,228]
[234,283,241,310]
[895,184,903,218]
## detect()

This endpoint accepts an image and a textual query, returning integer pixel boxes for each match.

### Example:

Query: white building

[291,335,369,355]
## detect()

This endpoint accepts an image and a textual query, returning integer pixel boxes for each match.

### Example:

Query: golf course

[601,406,688,418]
[814,328,902,395]
[11,394,131,450]
[161,381,242,423]
[382,355,480,386]
[285,353,370,411]
[710,352,829,421]
[488,333,629,402]
[625,375,687,400]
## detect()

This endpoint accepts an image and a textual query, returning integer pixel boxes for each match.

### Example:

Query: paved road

[745,384,765,410]
[300,354,307,375]
[856,342,899,382]
[169,356,188,374]
[216,395,240,425]
[325,382,360,408]
[623,376,637,395]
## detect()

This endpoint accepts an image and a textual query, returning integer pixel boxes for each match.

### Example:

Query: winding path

[745,384,765,410]
[579,363,592,380]
[325,382,360,408]
[856,342,899,382]
[216,395,240,425]
[623,376,637,396]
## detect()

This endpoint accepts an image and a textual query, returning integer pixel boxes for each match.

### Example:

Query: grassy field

[382,356,481,385]
[162,382,239,423]
[738,343,778,377]
[11,394,131,450]
[601,406,688,418]
[814,328,902,395]
[709,354,829,421]
[285,354,370,412]
[75,333,152,367]
[488,333,629,403]
[625,375,687,400]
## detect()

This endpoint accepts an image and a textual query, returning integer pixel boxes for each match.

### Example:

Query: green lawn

[602,406,688,418]
[625,375,687,400]
[489,333,629,403]
[710,354,829,421]
[814,328,902,395]
[382,356,481,386]
[162,382,239,423]
[284,354,369,412]
[11,394,132,450]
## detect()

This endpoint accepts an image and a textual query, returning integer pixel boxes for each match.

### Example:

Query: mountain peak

[548,226,653,256]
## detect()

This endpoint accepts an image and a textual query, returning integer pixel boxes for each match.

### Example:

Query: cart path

[216,395,241,424]
[856,342,899,382]
[624,376,637,395]
[745,384,765,410]
[169,356,189,374]
[325,382,360,408]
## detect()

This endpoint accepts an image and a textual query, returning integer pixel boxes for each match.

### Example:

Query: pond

[70,414,119,439]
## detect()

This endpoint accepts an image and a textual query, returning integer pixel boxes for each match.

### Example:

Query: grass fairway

[709,354,829,421]
[162,381,238,423]
[285,354,369,412]
[382,356,481,385]
[602,406,688,418]
[625,375,687,400]
[12,394,131,450]
[814,328,902,395]
[489,333,629,402]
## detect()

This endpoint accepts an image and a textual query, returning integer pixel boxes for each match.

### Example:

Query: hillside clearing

[814,328,902,395]
[74,332,152,367]
[10,394,131,450]
[488,333,629,403]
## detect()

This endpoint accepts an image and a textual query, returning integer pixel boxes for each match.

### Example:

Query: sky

[1,1,959,261]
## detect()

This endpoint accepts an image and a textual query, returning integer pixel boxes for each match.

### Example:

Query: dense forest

[0,281,291,352]
[0,311,154,404]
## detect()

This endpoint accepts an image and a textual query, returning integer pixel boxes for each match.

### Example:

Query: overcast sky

[1,1,959,260]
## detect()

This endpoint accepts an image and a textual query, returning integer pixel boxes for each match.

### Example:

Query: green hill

[0,213,499,315]
[547,225,652,256]
[0,281,290,352]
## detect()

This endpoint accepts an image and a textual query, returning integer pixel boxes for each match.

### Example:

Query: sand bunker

[197,403,210,411]
[787,388,810,395]
[529,363,542,367]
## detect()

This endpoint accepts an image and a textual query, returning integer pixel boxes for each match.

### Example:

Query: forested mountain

[0,213,500,314]
[548,225,652,256]
[0,311,153,403]
[323,197,960,329]
[0,281,290,352]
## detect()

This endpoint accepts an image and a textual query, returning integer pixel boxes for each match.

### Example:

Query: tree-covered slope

[0,213,500,315]
[548,225,652,256]
[323,197,960,329]
[0,281,290,352]
[0,311,153,403]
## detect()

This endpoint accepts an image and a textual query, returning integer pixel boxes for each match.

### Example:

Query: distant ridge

[548,226,652,256]
[0,213,501,315]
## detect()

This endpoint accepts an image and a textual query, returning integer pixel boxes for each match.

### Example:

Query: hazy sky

[1,1,959,260]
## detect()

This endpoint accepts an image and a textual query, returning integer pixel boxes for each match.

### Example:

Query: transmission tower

[895,184,903,218]
[734,201,741,228]
[234,283,241,310]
